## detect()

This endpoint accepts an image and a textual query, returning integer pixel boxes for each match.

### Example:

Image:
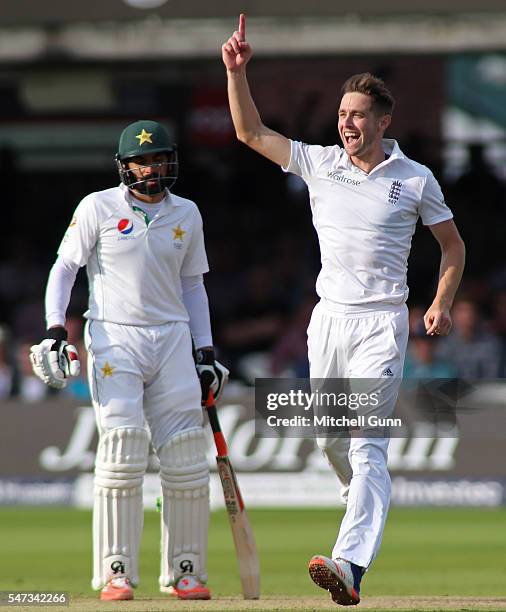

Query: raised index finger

[239,13,246,39]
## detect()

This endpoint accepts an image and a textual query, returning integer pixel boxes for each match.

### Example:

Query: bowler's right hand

[222,14,252,71]
[30,327,81,390]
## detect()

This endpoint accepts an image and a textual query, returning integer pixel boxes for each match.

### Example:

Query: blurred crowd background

[0,2,505,402]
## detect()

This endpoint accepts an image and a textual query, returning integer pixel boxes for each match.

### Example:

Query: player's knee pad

[92,426,149,590]
[158,427,210,588]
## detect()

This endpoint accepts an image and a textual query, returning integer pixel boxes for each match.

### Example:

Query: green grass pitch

[0,506,505,599]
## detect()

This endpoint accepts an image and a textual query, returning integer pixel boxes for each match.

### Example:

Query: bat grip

[205,390,228,457]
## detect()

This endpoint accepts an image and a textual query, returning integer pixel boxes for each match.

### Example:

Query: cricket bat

[205,392,260,599]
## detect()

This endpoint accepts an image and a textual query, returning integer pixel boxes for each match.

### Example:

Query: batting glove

[195,347,229,404]
[30,327,81,390]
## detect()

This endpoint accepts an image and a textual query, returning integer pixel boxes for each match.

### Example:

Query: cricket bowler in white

[223,15,465,606]
[29,120,228,602]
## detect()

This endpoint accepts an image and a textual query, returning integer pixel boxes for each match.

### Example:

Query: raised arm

[222,14,291,168]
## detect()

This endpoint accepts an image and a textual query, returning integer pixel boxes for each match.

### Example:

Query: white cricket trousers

[85,319,203,450]
[307,300,409,569]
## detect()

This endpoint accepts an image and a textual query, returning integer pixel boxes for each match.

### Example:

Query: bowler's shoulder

[397,154,436,181]
[296,141,342,159]
[295,141,344,173]
[321,144,344,164]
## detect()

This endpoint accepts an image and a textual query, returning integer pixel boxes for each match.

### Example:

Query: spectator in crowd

[271,294,316,377]
[15,339,48,402]
[0,324,15,399]
[449,143,505,277]
[218,263,289,380]
[490,289,506,378]
[408,304,426,336]
[403,322,459,430]
[404,322,457,379]
[435,297,501,378]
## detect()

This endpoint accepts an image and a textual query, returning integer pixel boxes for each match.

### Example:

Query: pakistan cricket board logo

[172,223,186,250]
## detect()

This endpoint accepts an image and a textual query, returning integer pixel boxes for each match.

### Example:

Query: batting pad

[92,426,149,590]
[158,427,210,587]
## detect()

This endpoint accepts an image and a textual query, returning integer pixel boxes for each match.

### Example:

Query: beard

[131,173,165,195]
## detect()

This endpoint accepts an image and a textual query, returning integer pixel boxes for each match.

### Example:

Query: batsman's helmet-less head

[116,120,178,195]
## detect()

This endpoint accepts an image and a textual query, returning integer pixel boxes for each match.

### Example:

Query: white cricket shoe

[308,555,363,606]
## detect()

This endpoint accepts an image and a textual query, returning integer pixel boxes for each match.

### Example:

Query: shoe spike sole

[308,557,360,606]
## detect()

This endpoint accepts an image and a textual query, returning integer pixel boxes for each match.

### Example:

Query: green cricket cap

[117,120,174,160]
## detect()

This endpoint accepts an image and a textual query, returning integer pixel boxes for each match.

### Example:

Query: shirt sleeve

[282,140,327,183]
[45,255,80,328]
[181,274,213,348]
[180,207,210,276]
[419,172,454,226]
[57,194,99,267]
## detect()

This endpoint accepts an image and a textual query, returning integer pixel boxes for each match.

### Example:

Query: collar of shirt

[120,183,183,217]
[336,138,405,174]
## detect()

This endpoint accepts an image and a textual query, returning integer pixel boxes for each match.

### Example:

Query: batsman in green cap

[116,119,179,196]
[30,119,229,601]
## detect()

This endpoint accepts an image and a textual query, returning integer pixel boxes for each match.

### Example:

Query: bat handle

[205,390,228,457]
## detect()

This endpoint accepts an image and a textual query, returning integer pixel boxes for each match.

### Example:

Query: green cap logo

[117,120,174,160]
[136,128,153,146]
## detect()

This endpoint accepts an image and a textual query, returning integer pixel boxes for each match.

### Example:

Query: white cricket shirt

[284,139,453,308]
[58,185,209,325]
